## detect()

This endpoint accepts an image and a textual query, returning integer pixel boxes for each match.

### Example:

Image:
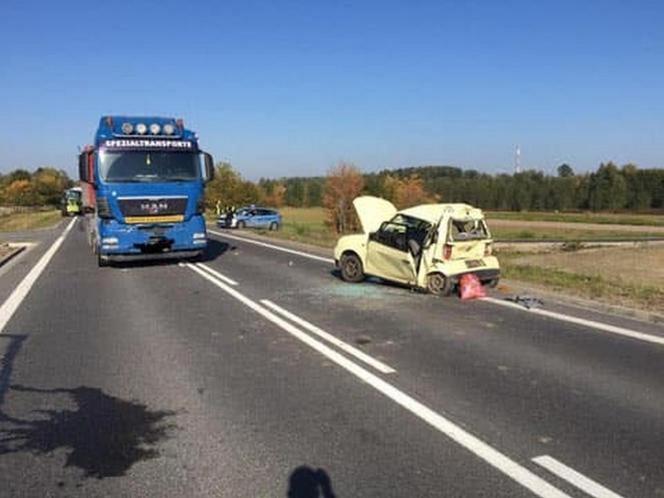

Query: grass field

[254,207,663,246]
[254,207,338,247]
[498,247,664,312]
[0,210,62,232]
[486,211,664,227]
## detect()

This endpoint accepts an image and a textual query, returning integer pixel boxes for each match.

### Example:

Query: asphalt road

[0,218,663,497]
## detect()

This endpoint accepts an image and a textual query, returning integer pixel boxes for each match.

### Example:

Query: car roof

[397,203,483,224]
[240,206,277,212]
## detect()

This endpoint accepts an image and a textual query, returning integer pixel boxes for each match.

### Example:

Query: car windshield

[66,191,81,201]
[449,218,489,241]
[99,151,200,182]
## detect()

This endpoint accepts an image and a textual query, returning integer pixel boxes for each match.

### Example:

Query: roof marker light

[121,122,134,134]
[149,123,161,135]
[163,123,175,135]
[136,123,148,135]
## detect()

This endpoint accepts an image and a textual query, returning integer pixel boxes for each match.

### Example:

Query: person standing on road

[215,200,221,216]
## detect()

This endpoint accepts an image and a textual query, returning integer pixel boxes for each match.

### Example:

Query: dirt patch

[489,219,664,234]
[514,246,664,289]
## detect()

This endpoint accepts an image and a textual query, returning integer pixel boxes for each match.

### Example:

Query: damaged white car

[333,196,500,295]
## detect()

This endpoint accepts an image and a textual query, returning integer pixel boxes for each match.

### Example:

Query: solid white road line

[194,262,239,286]
[184,262,570,498]
[208,229,335,264]
[533,455,624,498]
[483,297,664,347]
[0,218,76,334]
[260,299,396,374]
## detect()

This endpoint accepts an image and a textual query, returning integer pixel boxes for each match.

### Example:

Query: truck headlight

[121,122,134,134]
[149,123,161,135]
[136,123,147,135]
[101,237,118,245]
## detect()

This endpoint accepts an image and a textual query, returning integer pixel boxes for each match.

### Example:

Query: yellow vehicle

[334,196,500,295]
[61,187,82,216]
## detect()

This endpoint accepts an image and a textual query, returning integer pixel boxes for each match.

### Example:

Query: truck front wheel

[97,253,109,267]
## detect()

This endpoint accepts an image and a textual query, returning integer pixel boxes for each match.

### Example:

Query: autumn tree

[394,174,435,208]
[259,180,287,207]
[205,162,260,209]
[323,162,364,234]
[32,167,72,205]
[2,180,38,206]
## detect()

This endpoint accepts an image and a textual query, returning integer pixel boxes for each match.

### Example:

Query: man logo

[140,201,168,215]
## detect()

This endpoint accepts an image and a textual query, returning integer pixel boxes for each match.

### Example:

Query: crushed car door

[365,220,417,284]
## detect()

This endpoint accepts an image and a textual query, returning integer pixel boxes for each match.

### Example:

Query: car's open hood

[353,196,397,234]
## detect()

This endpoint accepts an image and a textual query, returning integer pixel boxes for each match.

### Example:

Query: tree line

[248,162,664,212]
[2,161,661,215]
[0,168,73,206]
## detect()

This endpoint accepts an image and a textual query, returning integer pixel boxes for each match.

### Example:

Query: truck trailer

[79,116,215,266]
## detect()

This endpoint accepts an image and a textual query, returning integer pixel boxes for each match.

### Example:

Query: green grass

[490,227,663,241]
[486,210,664,226]
[255,207,337,248]
[498,252,664,312]
[254,207,662,243]
[0,210,63,232]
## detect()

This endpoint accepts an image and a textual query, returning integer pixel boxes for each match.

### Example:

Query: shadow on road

[287,465,336,498]
[200,238,232,262]
[0,384,178,479]
[0,335,27,406]
[105,238,232,269]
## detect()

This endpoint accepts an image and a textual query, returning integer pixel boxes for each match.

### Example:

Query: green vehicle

[61,187,82,216]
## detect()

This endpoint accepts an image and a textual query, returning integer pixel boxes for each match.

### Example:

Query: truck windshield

[99,151,200,182]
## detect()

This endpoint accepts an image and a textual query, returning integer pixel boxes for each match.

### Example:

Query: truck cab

[79,116,215,266]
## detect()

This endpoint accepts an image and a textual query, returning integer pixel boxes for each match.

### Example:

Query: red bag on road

[459,273,486,300]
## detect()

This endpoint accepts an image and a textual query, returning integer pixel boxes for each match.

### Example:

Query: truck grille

[117,197,188,217]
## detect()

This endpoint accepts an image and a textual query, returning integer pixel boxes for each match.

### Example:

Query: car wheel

[97,253,109,268]
[427,272,452,296]
[269,221,279,231]
[237,221,245,229]
[340,253,365,283]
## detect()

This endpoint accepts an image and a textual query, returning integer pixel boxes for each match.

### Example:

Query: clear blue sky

[1,0,662,179]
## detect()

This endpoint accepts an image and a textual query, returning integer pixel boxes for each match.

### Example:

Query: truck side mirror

[202,152,215,183]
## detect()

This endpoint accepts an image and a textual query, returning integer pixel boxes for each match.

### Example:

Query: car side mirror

[202,152,215,183]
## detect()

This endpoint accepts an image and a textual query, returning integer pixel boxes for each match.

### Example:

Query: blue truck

[78,116,215,266]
